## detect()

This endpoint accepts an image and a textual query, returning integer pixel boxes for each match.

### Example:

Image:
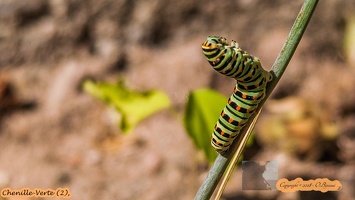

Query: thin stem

[194,0,319,199]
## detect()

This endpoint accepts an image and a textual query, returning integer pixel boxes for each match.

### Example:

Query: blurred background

[0,0,355,199]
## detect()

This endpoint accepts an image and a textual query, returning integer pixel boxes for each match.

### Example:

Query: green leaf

[344,15,355,66]
[83,80,171,133]
[183,88,228,162]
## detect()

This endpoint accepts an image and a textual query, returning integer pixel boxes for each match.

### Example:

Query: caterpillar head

[202,36,229,50]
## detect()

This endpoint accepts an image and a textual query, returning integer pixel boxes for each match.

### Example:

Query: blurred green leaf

[184,89,228,163]
[344,15,355,66]
[83,80,171,133]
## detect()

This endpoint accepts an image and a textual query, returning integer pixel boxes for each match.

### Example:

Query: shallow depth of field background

[0,0,355,200]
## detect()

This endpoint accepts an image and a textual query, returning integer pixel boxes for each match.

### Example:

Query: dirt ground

[0,0,355,200]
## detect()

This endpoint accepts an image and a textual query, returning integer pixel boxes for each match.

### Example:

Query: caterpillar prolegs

[202,36,272,153]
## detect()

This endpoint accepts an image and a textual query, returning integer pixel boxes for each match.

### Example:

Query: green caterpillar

[202,36,272,153]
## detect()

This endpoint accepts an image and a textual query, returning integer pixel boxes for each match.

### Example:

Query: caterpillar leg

[211,138,229,154]
[230,40,239,48]
[265,71,273,82]
[211,125,236,154]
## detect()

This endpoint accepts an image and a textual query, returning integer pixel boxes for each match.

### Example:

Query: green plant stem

[194,0,319,199]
